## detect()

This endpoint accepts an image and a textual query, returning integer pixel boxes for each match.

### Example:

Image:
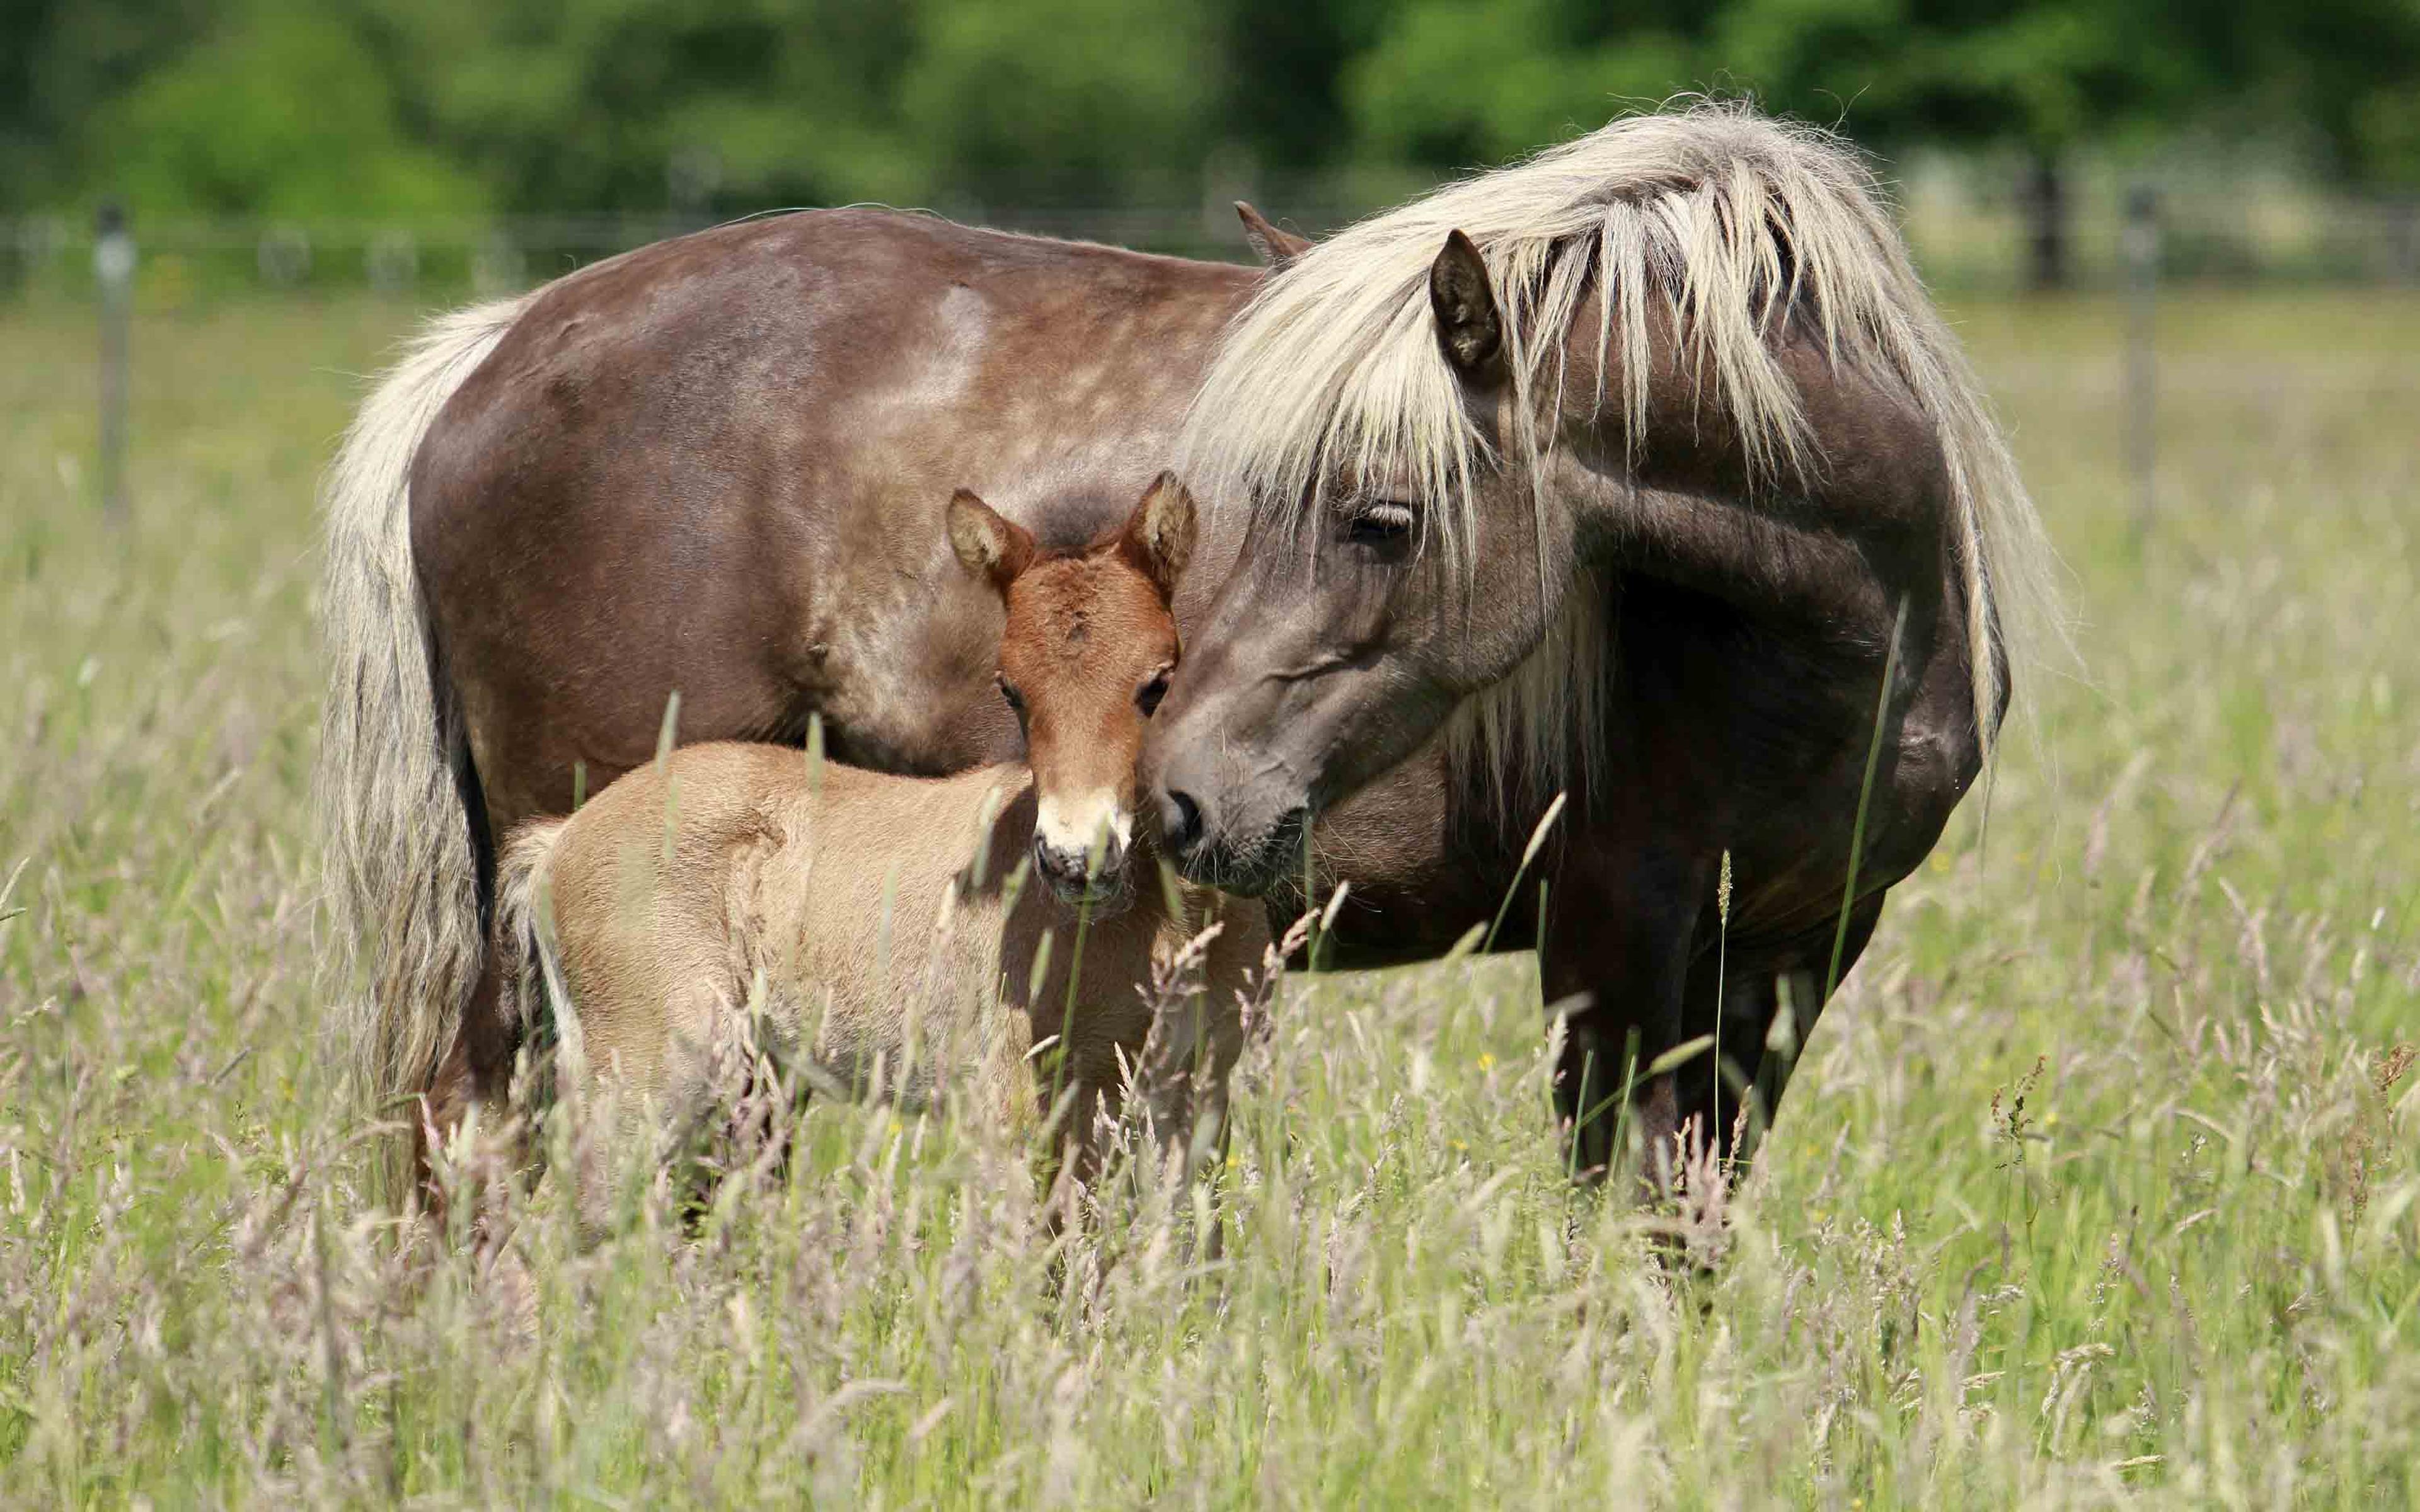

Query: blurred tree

[1347,0,1710,169]
[1211,0,1397,183]
[1708,0,2194,289]
[366,0,1228,213]
[2176,1,2420,188]
[0,0,217,207]
[6,0,2416,256]
[96,3,484,215]
[364,0,924,212]
[1348,0,2420,287]
[897,0,1223,205]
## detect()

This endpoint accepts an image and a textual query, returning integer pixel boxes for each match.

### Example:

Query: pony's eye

[997,674,1025,715]
[1346,500,1417,546]
[1136,668,1172,718]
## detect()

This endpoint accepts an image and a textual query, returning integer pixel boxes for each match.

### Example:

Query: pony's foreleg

[1539,842,1715,1201]
[1692,895,1885,1172]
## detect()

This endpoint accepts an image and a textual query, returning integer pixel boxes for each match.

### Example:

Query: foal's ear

[947,489,1035,593]
[1119,471,1197,598]
[1429,229,1504,381]
[1236,201,1311,270]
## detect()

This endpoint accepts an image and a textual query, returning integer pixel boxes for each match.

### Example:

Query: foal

[492,475,1265,1218]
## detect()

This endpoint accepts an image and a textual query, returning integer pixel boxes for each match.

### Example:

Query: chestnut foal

[492,475,1264,1220]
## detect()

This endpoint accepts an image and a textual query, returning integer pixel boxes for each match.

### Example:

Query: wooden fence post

[94,200,134,525]
[2123,185,2159,541]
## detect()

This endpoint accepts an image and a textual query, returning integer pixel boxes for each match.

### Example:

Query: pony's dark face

[1144,232,1583,895]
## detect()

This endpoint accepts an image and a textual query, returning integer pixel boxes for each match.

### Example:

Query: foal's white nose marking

[1035,790,1131,863]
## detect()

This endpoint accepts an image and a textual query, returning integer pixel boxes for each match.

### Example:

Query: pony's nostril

[1160,789,1204,855]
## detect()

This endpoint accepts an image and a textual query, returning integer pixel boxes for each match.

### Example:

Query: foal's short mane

[1177,101,2059,805]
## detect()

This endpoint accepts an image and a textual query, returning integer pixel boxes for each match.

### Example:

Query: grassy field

[3,287,2416,1507]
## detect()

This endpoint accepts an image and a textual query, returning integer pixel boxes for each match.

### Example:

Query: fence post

[473,230,525,297]
[367,229,419,295]
[95,200,134,525]
[258,225,311,286]
[2123,185,2158,542]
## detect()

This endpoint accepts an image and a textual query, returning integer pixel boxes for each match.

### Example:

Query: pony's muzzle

[1151,781,1303,896]
[1158,788,1205,858]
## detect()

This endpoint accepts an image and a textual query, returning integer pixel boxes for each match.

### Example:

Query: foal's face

[949,474,1196,911]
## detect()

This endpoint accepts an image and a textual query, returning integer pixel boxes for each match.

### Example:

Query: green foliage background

[6,0,2419,219]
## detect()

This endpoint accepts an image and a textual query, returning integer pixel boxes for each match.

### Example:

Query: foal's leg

[1142,941,1254,1179]
[1141,909,1264,1265]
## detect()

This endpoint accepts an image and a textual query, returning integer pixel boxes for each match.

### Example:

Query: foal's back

[509,742,1248,1136]
[523,743,1027,1121]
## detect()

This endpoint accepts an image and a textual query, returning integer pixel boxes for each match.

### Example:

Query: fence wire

[7,186,2419,302]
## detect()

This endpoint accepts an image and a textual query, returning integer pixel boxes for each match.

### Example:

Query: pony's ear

[1429,229,1504,381]
[1236,201,1310,270]
[1119,471,1197,598]
[947,489,1035,593]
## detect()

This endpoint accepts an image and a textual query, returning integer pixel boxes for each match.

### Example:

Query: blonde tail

[317,294,529,1205]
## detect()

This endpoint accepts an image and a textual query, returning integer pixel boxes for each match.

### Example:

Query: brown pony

[488,476,1263,1213]
[323,105,2056,1203]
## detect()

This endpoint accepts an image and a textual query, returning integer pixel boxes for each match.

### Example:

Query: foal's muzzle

[1032,833,1131,912]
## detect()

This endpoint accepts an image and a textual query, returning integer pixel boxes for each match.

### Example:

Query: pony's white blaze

[1177,101,2062,805]
[1035,789,1133,867]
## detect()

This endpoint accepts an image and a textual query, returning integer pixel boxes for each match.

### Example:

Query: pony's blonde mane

[1178,101,2058,805]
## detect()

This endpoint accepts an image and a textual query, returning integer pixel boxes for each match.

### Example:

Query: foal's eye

[1136,668,1172,718]
[996,674,1025,715]
[1346,499,1417,547]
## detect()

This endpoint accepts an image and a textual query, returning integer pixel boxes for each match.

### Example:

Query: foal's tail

[491,816,575,1075]
[317,294,530,1205]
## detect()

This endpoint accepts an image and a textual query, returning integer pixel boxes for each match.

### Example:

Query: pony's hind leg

[412,961,524,1232]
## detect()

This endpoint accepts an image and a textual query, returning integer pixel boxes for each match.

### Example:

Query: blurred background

[6,0,2420,297]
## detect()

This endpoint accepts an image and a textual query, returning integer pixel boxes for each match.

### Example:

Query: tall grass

[3,290,2416,1506]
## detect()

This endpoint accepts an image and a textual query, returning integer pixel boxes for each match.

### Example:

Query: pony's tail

[317,294,529,1208]
[492,816,574,1079]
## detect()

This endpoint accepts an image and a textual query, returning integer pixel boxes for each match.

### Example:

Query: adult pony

[321,104,2053,1200]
